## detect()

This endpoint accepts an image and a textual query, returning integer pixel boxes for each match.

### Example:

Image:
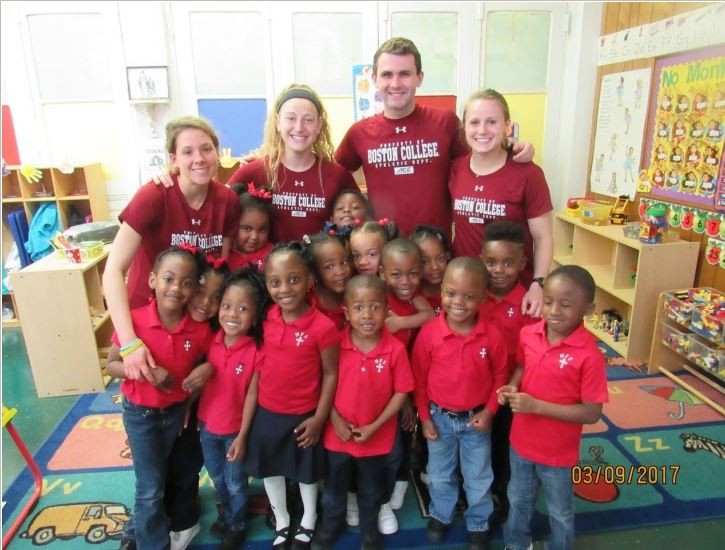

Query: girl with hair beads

[304,233,353,331]
[246,242,340,550]
[322,188,375,238]
[228,84,359,243]
[197,267,271,549]
[349,219,399,276]
[228,183,275,271]
[106,245,212,550]
[410,224,451,316]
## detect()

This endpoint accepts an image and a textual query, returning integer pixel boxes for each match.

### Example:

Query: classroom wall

[1,1,601,222]
[590,2,724,290]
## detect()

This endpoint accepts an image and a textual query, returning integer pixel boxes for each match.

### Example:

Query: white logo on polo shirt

[184,339,191,351]
[295,331,309,346]
[191,219,202,226]
[395,126,407,134]
[480,347,487,359]
[559,353,573,369]
[507,307,515,318]
[375,358,386,373]
[474,185,484,192]
[236,363,243,375]
[294,180,304,187]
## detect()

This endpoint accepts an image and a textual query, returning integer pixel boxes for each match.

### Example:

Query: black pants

[491,404,513,498]
[164,402,204,531]
[322,451,386,536]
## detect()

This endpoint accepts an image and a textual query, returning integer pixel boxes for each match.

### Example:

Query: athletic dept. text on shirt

[366,139,440,172]
[453,197,507,224]
[272,192,326,218]
[170,230,224,251]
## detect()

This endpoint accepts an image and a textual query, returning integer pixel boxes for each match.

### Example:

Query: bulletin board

[641,45,725,210]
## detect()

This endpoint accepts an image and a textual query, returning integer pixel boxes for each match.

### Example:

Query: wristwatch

[531,277,545,288]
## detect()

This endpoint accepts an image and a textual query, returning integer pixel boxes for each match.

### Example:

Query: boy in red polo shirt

[412,257,508,550]
[498,265,608,550]
[314,275,413,550]
[479,220,536,524]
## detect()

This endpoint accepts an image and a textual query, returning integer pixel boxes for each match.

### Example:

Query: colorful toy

[640,203,669,244]
[609,195,630,225]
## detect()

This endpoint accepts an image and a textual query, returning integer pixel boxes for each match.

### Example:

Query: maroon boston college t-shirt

[228,158,356,243]
[335,105,468,236]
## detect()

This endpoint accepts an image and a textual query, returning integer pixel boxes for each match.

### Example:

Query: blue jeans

[122,398,185,550]
[504,447,574,550]
[199,424,248,532]
[426,403,493,532]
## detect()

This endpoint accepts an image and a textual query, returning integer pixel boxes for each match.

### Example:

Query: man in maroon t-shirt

[335,37,534,236]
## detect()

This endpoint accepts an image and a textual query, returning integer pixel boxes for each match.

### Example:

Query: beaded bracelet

[119,338,144,358]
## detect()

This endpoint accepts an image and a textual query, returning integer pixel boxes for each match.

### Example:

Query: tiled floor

[2,326,724,548]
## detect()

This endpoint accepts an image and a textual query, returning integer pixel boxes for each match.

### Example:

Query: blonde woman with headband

[228,84,359,243]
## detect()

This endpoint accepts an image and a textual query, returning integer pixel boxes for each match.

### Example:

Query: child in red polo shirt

[106,245,212,550]
[314,275,414,550]
[245,242,340,550]
[305,232,353,331]
[479,220,536,525]
[410,224,451,317]
[228,183,275,271]
[197,267,270,549]
[412,257,508,550]
[498,265,608,550]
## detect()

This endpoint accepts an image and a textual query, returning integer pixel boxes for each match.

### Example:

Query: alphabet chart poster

[642,46,725,209]
[590,68,652,199]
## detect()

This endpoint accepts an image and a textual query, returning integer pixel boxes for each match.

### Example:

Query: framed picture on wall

[127,66,169,102]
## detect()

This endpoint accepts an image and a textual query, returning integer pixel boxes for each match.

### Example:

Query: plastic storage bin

[686,333,724,375]
[662,290,693,327]
[661,322,690,355]
[580,200,612,225]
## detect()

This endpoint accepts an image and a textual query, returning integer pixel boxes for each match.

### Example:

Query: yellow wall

[506,93,547,165]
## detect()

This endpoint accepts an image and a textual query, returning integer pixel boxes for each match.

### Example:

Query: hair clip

[247,182,272,200]
[199,275,207,285]
[302,234,312,245]
[178,242,199,254]
[328,229,337,235]
[378,218,389,225]
[354,218,363,226]
[205,254,227,269]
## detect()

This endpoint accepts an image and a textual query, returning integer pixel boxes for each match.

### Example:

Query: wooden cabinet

[9,246,112,397]
[553,213,699,361]
[1,163,109,327]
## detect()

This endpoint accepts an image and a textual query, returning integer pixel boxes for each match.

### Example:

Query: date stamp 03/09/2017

[571,464,681,485]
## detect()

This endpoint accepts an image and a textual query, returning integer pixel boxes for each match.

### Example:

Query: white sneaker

[420,471,431,486]
[390,480,408,510]
[377,502,398,535]
[169,523,200,550]
[346,491,360,526]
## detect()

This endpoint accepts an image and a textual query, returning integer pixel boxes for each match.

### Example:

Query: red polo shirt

[197,330,264,435]
[258,304,340,414]
[228,242,274,272]
[112,301,212,408]
[511,321,608,467]
[479,283,536,374]
[387,289,423,349]
[309,289,347,332]
[323,328,414,457]
[412,313,508,421]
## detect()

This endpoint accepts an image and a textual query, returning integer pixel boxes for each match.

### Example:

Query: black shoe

[118,539,136,550]
[290,525,315,550]
[219,528,247,550]
[273,526,291,549]
[361,530,383,550]
[210,514,229,539]
[311,527,343,550]
[425,518,449,543]
[467,530,490,550]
